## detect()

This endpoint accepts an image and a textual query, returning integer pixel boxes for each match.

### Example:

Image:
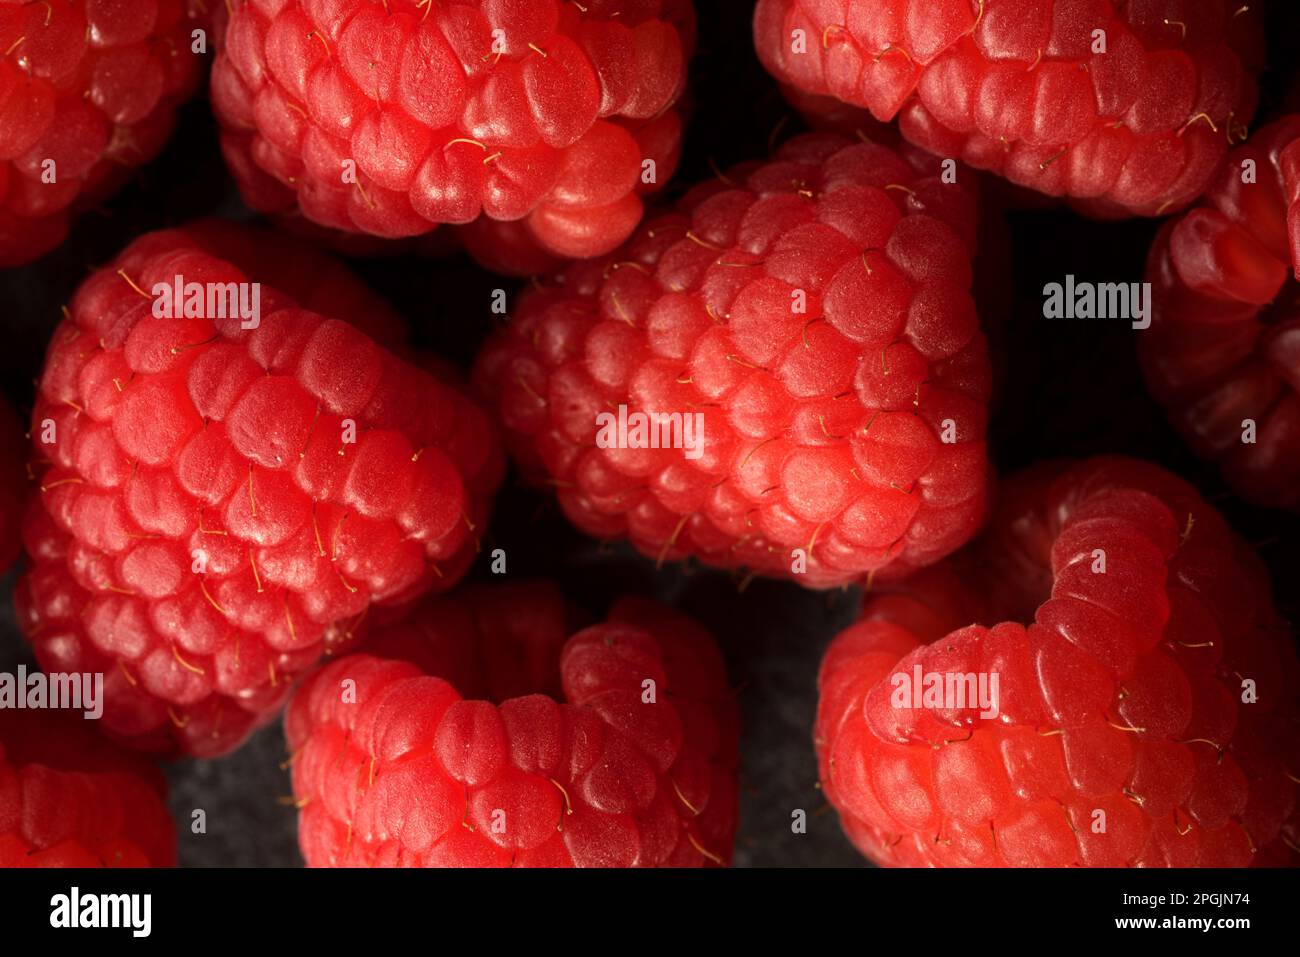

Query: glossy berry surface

[475,132,992,588]
[1140,115,1300,511]
[817,457,1300,867]
[0,394,25,574]
[754,0,1264,217]
[17,221,503,758]
[212,0,695,257]
[0,710,176,867]
[0,0,210,266]
[287,582,740,867]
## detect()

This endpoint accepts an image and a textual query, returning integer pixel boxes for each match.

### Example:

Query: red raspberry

[474,132,992,588]
[753,0,1265,217]
[16,221,503,758]
[1140,115,1300,510]
[816,457,1300,867]
[0,0,211,266]
[0,394,26,573]
[766,73,901,147]
[211,0,695,258]
[286,581,739,867]
[0,710,176,867]
[455,214,567,277]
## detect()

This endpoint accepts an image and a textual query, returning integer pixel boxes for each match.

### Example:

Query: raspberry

[816,457,1300,867]
[754,0,1265,217]
[474,132,992,588]
[16,221,503,758]
[0,394,26,574]
[0,710,176,867]
[285,581,739,867]
[455,214,566,277]
[0,0,211,266]
[211,0,695,258]
[768,74,902,147]
[1140,115,1300,510]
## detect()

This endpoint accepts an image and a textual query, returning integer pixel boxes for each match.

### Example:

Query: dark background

[1,0,1297,867]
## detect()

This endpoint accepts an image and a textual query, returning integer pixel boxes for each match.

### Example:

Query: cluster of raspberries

[0,0,1296,871]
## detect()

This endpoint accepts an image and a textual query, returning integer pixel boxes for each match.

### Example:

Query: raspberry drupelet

[0,393,26,574]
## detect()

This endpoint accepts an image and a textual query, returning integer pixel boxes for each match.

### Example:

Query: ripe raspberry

[16,221,503,758]
[0,0,211,267]
[211,0,695,258]
[474,132,992,588]
[767,74,901,148]
[1140,115,1300,510]
[0,710,176,867]
[816,457,1300,867]
[455,214,566,277]
[286,582,739,867]
[754,0,1264,217]
[0,394,26,574]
